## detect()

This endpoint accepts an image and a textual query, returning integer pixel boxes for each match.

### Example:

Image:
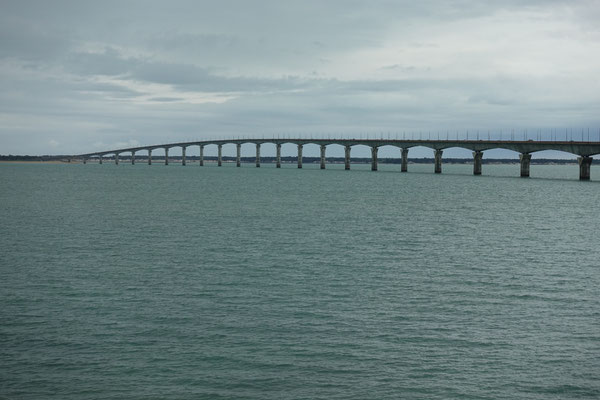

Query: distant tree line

[0,155,73,161]
[0,155,580,164]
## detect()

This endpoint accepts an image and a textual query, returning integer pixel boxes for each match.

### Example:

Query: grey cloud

[467,94,515,106]
[380,64,416,71]
[0,0,599,155]
[142,31,240,52]
[148,97,183,102]
[0,16,73,61]
[66,47,133,77]
[78,82,144,98]
[64,47,310,93]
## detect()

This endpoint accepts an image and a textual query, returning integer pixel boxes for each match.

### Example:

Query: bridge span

[78,138,600,180]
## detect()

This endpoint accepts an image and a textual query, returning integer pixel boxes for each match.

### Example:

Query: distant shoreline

[0,156,580,165]
[0,160,70,164]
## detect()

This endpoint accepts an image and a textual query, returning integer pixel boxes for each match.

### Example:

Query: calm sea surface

[1,162,599,399]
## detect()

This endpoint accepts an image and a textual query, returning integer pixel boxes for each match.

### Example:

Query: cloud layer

[1,0,599,156]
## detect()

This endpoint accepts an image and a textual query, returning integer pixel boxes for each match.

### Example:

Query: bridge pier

[276,144,281,168]
[520,153,531,177]
[218,144,222,166]
[578,156,593,180]
[434,149,443,173]
[85,138,600,180]
[473,151,483,175]
[345,145,351,170]
[236,144,241,167]
[371,147,378,171]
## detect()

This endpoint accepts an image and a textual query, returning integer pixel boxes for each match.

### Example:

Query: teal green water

[1,163,599,399]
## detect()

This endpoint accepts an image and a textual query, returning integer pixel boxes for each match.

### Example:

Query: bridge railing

[75,133,600,180]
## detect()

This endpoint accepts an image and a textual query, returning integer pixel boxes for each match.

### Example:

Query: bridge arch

[78,137,599,180]
[376,144,402,158]
[527,149,579,158]
[323,142,346,157]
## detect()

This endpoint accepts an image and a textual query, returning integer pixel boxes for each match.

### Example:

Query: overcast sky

[1,0,599,157]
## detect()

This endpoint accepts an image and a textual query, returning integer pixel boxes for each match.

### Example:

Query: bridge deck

[76,138,598,180]
[79,139,600,158]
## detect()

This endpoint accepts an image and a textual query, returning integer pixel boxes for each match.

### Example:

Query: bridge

[77,138,600,180]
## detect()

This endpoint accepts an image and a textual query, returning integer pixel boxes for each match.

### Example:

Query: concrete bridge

[78,138,600,180]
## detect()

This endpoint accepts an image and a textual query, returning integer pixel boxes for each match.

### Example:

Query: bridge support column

[218,145,222,166]
[131,151,135,165]
[99,156,103,165]
[473,151,483,175]
[236,144,241,167]
[371,147,378,171]
[115,153,119,165]
[164,148,169,165]
[276,144,281,168]
[256,144,260,167]
[199,145,204,166]
[520,153,531,177]
[297,144,303,168]
[578,156,592,180]
[345,145,351,170]
[182,146,186,166]
[320,145,326,169]
[401,148,408,172]
[434,149,443,173]
[148,149,152,165]
[83,158,86,164]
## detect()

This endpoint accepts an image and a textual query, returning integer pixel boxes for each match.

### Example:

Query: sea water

[1,162,599,399]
